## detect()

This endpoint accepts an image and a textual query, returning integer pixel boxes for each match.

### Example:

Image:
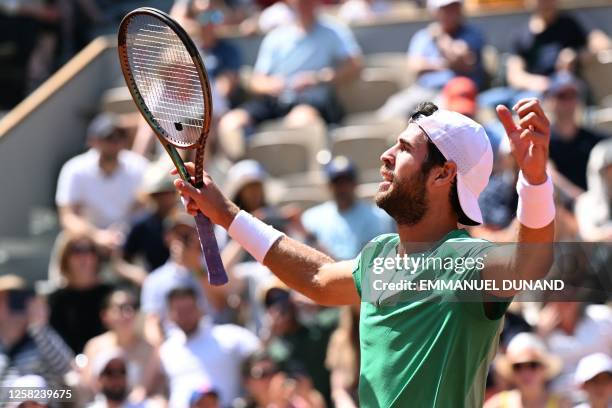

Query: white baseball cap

[428,0,463,10]
[575,353,612,384]
[415,109,493,225]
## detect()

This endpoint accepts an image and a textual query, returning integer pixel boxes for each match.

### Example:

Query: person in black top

[545,73,606,197]
[122,162,178,274]
[479,0,609,108]
[47,234,113,354]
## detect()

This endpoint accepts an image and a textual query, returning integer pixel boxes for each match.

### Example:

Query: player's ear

[432,162,457,187]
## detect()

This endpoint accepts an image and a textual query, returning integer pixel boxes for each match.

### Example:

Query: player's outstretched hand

[496,98,551,185]
[172,162,240,229]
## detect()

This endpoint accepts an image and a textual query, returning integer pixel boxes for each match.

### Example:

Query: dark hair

[102,288,139,311]
[410,102,475,226]
[166,286,198,305]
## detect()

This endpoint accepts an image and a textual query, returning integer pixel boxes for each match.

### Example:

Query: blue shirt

[199,39,241,80]
[301,200,395,260]
[408,24,485,89]
[254,18,361,102]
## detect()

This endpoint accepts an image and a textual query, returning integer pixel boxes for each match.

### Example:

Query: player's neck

[396,211,458,245]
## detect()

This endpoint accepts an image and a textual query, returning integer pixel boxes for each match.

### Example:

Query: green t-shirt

[353,229,509,408]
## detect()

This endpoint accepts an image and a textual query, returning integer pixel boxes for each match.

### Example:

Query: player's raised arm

[482,98,555,298]
[173,165,360,306]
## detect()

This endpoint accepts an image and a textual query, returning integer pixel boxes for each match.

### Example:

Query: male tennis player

[174,98,555,407]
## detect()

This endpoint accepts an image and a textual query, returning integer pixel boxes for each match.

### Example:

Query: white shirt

[55,149,149,229]
[160,320,260,408]
[547,305,612,391]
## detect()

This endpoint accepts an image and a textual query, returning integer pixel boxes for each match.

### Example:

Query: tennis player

[174,98,555,407]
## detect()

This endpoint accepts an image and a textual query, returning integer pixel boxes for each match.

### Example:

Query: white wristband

[227,210,285,263]
[516,171,555,229]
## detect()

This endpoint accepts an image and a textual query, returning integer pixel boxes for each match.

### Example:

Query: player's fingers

[519,128,548,148]
[174,178,200,199]
[515,99,547,122]
[496,105,520,135]
[512,97,539,113]
[518,112,549,135]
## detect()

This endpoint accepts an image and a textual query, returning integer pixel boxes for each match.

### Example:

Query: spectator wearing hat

[82,289,162,403]
[378,0,486,120]
[87,349,154,408]
[188,383,220,408]
[575,139,612,241]
[0,275,74,394]
[47,234,114,354]
[160,286,260,407]
[56,112,149,252]
[545,73,606,197]
[485,332,568,408]
[218,0,362,159]
[300,156,394,260]
[122,161,179,275]
[574,353,612,408]
[5,375,51,408]
[537,302,612,394]
[141,212,230,346]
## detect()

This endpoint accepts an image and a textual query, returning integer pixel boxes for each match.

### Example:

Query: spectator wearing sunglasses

[485,333,568,408]
[140,213,230,346]
[56,113,149,253]
[48,234,114,354]
[81,289,162,403]
[87,350,154,408]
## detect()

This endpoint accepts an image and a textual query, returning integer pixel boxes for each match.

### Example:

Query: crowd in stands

[1,0,612,407]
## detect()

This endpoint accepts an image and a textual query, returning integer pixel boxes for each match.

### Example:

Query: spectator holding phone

[0,275,74,393]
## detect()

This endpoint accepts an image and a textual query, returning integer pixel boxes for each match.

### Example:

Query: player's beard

[375,169,429,226]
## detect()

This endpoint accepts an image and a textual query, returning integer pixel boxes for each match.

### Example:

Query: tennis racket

[117,7,228,285]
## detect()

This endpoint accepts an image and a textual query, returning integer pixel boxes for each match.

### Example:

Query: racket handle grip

[194,212,228,286]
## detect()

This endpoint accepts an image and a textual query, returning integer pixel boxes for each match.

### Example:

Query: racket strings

[125,16,206,147]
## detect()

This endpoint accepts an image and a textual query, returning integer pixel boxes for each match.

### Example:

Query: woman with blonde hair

[485,332,569,408]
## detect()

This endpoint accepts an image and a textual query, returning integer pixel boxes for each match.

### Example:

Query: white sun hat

[574,353,612,384]
[427,0,463,10]
[415,109,493,225]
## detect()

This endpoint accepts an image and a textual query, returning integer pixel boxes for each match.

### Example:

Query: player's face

[376,125,431,225]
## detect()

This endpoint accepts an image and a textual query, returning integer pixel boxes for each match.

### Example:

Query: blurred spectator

[6,375,50,408]
[574,353,612,408]
[186,13,242,107]
[486,332,568,408]
[262,283,334,404]
[171,0,252,27]
[545,73,606,195]
[325,305,360,408]
[0,275,73,391]
[378,0,485,120]
[56,113,149,252]
[141,213,229,346]
[82,289,162,403]
[479,0,610,108]
[87,349,154,408]
[0,1,60,110]
[122,161,177,274]
[189,383,221,408]
[239,350,325,408]
[575,139,612,241]
[160,287,260,407]
[537,303,612,392]
[300,156,394,260]
[218,0,362,159]
[337,0,391,24]
[48,234,114,354]
[255,2,295,33]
